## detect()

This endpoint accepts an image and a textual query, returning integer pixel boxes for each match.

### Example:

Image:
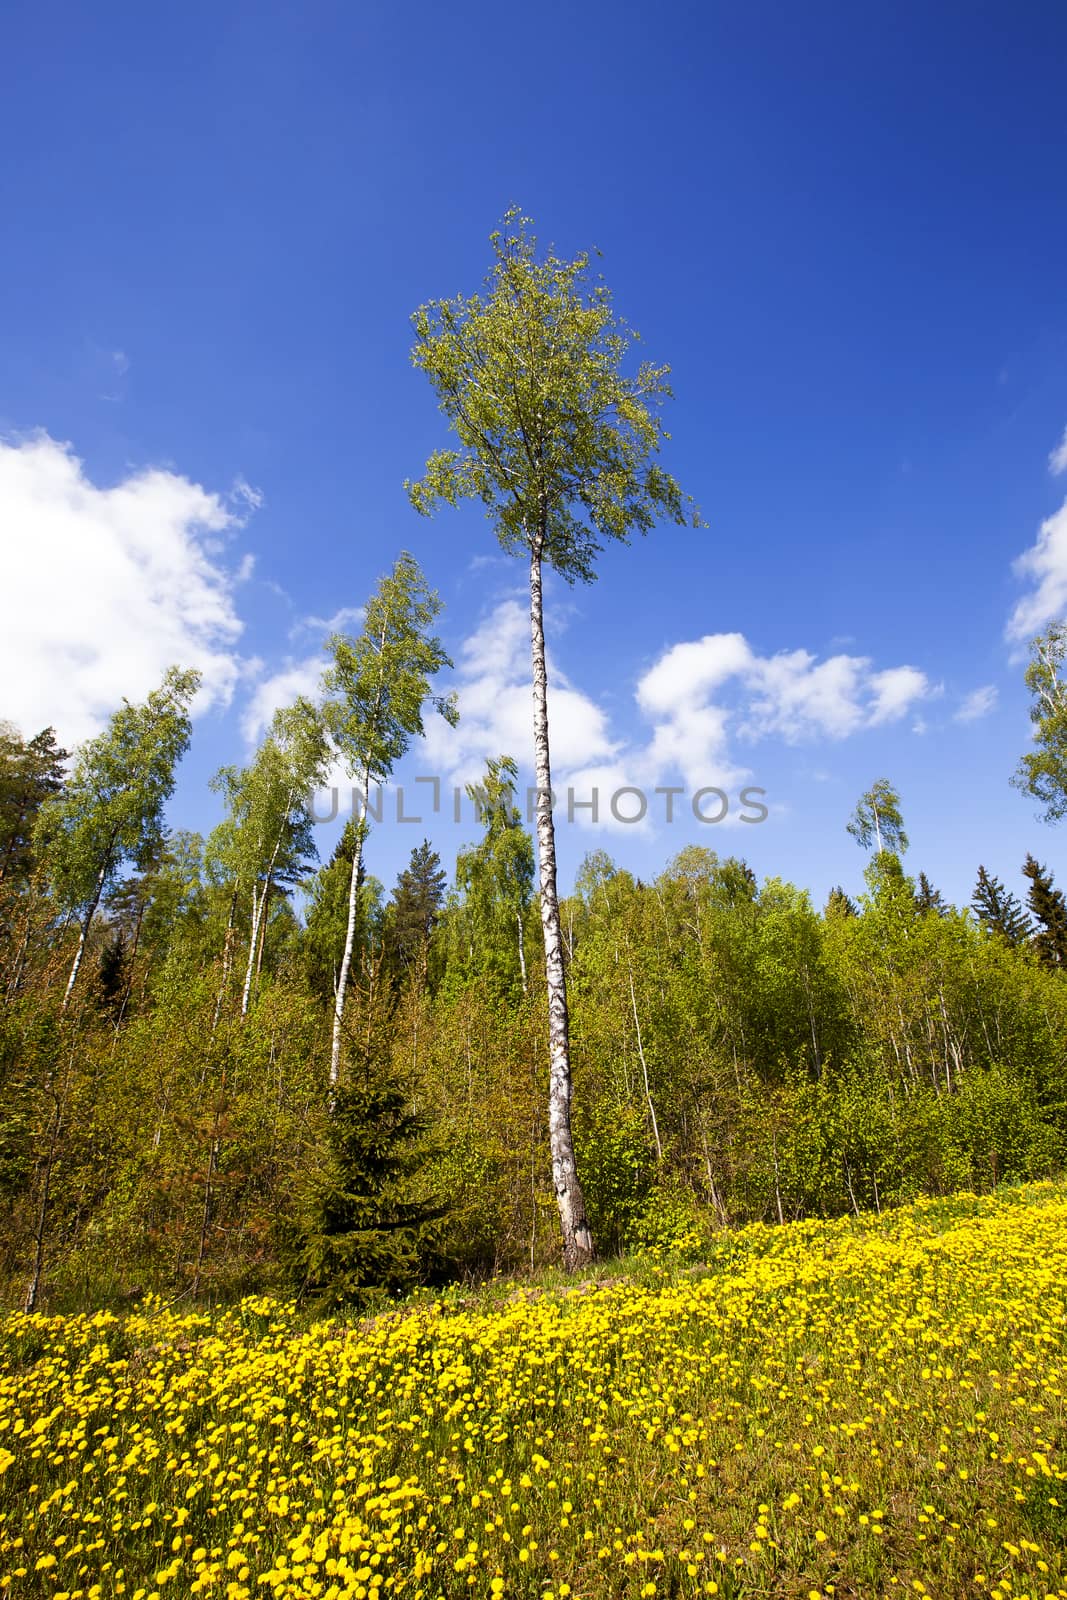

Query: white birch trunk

[240,883,261,1019]
[62,850,112,1011]
[241,792,293,1019]
[628,961,662,1160]
[329,776,370,1088]
[529,541,594,1270]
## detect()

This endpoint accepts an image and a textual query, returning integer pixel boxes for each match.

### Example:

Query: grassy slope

[1,1183,1066,1599]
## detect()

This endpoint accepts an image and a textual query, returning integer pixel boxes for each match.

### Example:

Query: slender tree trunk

[243,793,293,1017]
[254,876,272,983]
[25,1088,62,1313]
[701,1125,728,1225]
[628,961,662,1160]
[241,884,262,1018]
[529,540,594,1271]
[5,915,31,999]
[212,887,238,1033]
[0,800,28,887]
[192,1079,224,1298]
[330,775,370,1088]
[116,899,145,1027]
[516,908,528,995]
[62,847,113,1011]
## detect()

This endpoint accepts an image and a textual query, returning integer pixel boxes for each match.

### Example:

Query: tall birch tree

[407,211,698,1268]
[847,779,908,858]
[34,666,200,1009]
[207,697,328,1019]
[1012,621,1067,823]
[321,554,457,1087]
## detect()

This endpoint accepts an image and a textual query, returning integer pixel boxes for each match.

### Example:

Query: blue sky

[3,0,1067,910]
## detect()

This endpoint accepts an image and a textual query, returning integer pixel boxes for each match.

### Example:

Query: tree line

[3,211,1066,1311]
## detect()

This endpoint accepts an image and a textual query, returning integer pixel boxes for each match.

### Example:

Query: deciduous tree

[454,757,535,996]
[1013,622,1067,822]
[321,555,457,1086]
[407,211,698,1268]
[847,779,908,858]
[35,668,200,1009]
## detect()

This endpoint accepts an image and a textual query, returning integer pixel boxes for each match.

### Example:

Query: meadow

[1,1183,1065,1600]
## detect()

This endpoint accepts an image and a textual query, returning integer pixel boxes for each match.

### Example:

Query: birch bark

[329,770,370,1088]
[61,838,115,1011]
[529,539,594,1270]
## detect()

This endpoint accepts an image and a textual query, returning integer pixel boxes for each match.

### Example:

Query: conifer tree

[386,840,447,980]
[407,211,698,1269]
[1022,854,1067,967]
[915,872,948,915]
[96,929,128,1014]
[281,1072,443,1307]
[0,725,68,889]
[972,865,1032,947]
[825,886,858,918]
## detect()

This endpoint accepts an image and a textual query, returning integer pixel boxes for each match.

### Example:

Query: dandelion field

[2,1185,1066,1600]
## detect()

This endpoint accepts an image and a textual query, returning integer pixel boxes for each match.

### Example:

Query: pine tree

[972,866,1032,947]
[280,1073,444,1308]
[0,725,68,889]
[97,929,128,1014]
[1022,854,1067,967]
[385,841,447,981]
[915,872,948,916]
[825,886,858,918]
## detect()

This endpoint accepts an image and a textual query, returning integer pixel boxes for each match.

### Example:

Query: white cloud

[290,605,365,643]
[420,596,618,787]
[625,636,930,813]
[241,658,324,743]
[744,650,869,740]
[1008,499,1067,641]
[637,632,753,717]
[1049,426,1067,477]
[868,665,931,725]
[0,432,250,748]
[418,610,930,834]
[956,684,998,723]
[642,635,929,754]
[231,477,264,517]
